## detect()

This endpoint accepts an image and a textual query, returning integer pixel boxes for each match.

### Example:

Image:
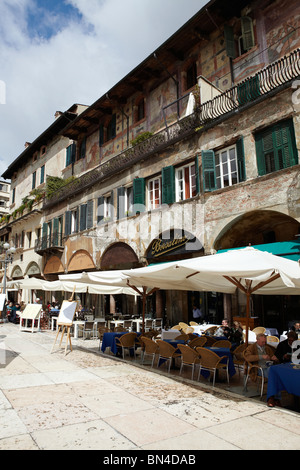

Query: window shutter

[236,137,246,182]
[195,155,200,194]
[224,25,236,59]
[53,218,59,246]
[162,166,175,204]
[117,187,125,219]
[40,165,45,184]
[133,178,145,212]
[97,196,104,224]
[111,114,116,139]
[241,16,255,51]
[202,150,216,192]
[80,204,87,231]
[87,200,94,229]
[65,211,71,236]
[42,222,48,249]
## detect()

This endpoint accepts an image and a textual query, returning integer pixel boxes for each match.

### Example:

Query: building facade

[1,0,300,331]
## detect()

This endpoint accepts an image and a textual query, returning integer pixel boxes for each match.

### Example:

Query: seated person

[214,319,232,338]
[290,322,300,335]
[244,333,279,407]
[274,330,297,363]
[228,320,243,345]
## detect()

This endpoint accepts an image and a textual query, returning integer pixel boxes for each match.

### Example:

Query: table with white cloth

[192,324,219,335]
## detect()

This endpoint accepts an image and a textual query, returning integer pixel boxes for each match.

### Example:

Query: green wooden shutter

[202,150,216,192]
[224,25,236,59]
[65,211,71,236]
[40,165,45,184]
[42,222,48,249]
[195,155,200,194]
[52,218,59,246]
[133,178,145,213]
[162,166,175,204]
[87,200,94,229]
[241,16,255,51]
[236,137,246,182]
[117,187,125,219]
[80,204,87,231]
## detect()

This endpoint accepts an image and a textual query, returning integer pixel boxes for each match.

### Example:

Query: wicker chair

[211,340,231,348]
[156,339,181,373]
[114,326,127,332]
[177,344,200,380]
[115,332,137,359]
[174,333,189,343]
[77,321,96,340]
[171,325,181,330]
[188,336,207,349]
[252,327,266,335]
[182,326,195,335]
[140,336,159,367]
[189,321,199,326]
[243,350,268,398]
[196,347,229,386]
[179,322,189,329]
[267,335,279,343]
[203,335,216,346]
[232,343,247,376]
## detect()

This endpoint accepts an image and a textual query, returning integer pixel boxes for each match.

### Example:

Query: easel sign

[19,304,42,333]
[51,300,77,355]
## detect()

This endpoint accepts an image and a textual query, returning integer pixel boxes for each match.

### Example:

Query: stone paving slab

[0,323,299,451]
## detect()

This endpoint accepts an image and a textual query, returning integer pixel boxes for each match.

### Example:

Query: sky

[0,0,207,178]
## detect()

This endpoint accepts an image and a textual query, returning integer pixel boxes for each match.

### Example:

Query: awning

[218,240,300,261]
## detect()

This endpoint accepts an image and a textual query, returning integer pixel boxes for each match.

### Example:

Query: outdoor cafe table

[101,332,140,355]
[267,363,300,400]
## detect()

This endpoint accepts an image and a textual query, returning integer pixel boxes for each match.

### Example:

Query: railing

[35,232,63,253]
[43,49,300,208]
[199,48,300,123]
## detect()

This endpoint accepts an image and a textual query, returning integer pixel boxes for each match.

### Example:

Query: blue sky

[0,0,207,175]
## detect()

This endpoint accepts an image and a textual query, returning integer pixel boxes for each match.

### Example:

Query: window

[137,99,145,122]
[79,137,86,159]
[224,16,255,59]
[32,171,36,190]
[66,143,76,167]
[27,231,32,249]
[97,192,114,224]
[12,188,15,204]
[148,177,161,210]
[186,62,197,90]
[117,186,134,219]
[255,119,298,176]
[71,209,78,233]
[175,162,198,201]
[107,114,116,141]
[202,138,246,192]
[79,200,94,231]
[215,145,239,189]
[40,165,45,184]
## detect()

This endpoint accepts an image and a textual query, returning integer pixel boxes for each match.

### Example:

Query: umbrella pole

[245,292,251,347]
[142,287,146,335]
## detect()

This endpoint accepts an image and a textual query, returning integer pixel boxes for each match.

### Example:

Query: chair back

[203,335,216,346]
[174,333,189,342]
[141,336,159,353]
[267,335,279,343]
[154,318,162,327]
[189,321,199,326]
[252,327,266,335]
[156,339,176,358]
[179,322,189,329]
[182,326,194,334]
[118,332,137,347]
[145,319,153,327]
[171,325,181,330]
[196,347,223,368]
[232,343,247,361]
[178,344,199,363]
[123,320,132,329]
[115,326,126,332]
[189,336,207,348]
[85,321,95,330]
[211,340,231,348]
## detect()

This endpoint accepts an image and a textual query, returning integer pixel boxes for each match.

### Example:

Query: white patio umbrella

[59,271,158,333]
[123,247,300,344]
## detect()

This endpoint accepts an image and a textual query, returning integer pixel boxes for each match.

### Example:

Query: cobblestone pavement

[0,323,299,451]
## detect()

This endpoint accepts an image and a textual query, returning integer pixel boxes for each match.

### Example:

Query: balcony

[35,232,64,255]
[43,48,300,209]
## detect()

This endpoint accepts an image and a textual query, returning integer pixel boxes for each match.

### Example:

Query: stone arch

[213,210,300,251]
[100,242,139,270]
[67,249,96,272]
[25,261,41,277]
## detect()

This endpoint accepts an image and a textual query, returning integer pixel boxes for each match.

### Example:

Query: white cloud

[0,0,206,175]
